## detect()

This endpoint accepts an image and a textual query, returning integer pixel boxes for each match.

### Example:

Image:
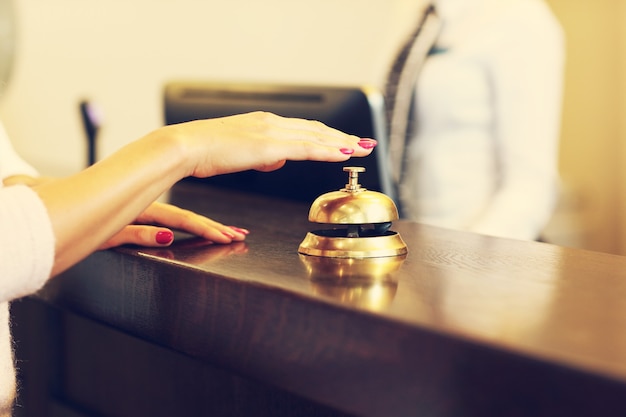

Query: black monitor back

[164,81,393,203]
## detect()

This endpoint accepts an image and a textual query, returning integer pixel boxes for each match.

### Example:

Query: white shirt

[399,0,565,240]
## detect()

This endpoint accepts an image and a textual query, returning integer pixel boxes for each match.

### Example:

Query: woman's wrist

[142,125,196,182]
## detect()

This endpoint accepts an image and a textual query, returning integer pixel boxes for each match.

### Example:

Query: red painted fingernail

[229,226,250,235]
[358,139,377,149]
[156,230,173,244]
[340,148,354,155]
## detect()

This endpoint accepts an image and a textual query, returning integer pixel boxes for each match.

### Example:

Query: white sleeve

[0,121,38,180]
[0,185,55,302]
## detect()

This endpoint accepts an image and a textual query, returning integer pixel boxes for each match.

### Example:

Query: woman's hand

[98,201,249,250]
[32,111,376,276]
[162,111,377,178]
[4,176,249,250]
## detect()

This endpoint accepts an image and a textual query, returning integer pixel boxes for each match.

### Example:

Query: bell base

[298,230,408,258]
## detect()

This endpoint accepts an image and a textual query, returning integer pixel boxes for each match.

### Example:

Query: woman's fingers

[273,115,377,155]
[98,218,251,251]
[134,202,249,244]
[172,112,377,178]
[249,113,377,158]
[98,202,252,250]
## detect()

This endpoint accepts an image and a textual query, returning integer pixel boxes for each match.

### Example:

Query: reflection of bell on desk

[298,166,408,258]
[300,254,405,310]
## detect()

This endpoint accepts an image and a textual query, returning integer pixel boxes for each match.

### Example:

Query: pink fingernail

[229,226,250,235]
[222,231,236,239]
[358,139,377,149]
[156,231,173,244]
[340,148,355,155]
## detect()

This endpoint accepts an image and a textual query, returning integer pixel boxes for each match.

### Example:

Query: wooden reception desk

[12,181,626,417]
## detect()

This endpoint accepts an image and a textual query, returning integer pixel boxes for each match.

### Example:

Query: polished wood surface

[33,181,626,416]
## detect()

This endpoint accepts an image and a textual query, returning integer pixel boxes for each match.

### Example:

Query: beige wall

[544,0,625,254]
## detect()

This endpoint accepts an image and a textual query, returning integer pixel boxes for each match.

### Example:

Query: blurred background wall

[1,0,625,255]
[542,0,626,255]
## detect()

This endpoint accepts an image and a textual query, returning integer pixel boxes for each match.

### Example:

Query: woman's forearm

[34,132,187,276]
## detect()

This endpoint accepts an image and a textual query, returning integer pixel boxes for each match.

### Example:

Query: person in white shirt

[0,114,377,416]
[398,0,565,241]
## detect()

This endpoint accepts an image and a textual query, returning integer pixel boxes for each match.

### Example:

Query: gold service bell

[298,166,408,258]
